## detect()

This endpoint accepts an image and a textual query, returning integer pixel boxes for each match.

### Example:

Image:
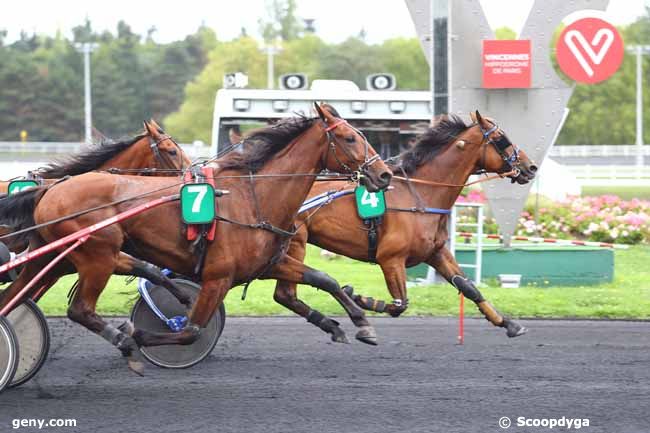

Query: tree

[495,26,516,40]
[164,37,267,143]
[316,37,384,89]
[377,38,429,90]
[259,0,302,41]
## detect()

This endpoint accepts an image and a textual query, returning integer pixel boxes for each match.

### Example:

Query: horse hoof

[504,320,528,338]
[128,359,145,377]
[355,326,378,346]
[118,320,135,337]
[330,329,350,344]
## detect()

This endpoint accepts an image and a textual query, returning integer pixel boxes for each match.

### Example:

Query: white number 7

[187,185,208,212]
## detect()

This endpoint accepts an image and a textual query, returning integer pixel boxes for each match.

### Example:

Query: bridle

[322,119,381,181]
[474,120,521,178]
[148,134,186,171]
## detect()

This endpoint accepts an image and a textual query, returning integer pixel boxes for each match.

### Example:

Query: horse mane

[388,114,468,175]
[219,114,320,172]
[35,133,147,178]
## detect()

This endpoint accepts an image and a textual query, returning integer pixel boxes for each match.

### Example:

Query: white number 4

[361,190,379,208]
[188,185,208,212]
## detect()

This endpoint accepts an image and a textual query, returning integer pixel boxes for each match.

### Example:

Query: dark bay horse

[0,103,392,374]
[268,111,537,342]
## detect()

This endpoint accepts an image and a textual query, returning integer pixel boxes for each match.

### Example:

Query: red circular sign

[556,17,624,84]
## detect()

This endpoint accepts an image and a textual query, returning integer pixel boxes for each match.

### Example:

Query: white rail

[567,165,650,186]
[550,145,649,157]
[0,141,212,159]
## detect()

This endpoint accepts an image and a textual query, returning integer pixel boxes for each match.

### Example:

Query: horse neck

[245,126,327,230]
[410,134,481,210]
[98,139,151,171]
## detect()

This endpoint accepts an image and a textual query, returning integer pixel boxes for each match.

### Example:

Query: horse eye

[345,136,356,144]
[168,149,178,156]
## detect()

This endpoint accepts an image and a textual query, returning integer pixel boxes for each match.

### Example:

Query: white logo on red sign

[556,17,624,84]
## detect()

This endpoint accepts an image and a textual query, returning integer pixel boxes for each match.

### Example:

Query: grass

[33,245,650,319]
[581,186,650,200]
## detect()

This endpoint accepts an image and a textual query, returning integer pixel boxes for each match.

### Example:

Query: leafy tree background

[0,2,647,145]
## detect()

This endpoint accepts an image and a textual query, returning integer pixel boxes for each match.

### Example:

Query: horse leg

[267,255,377,345]
[67,260,147,375]
[273,279,349,344]
[343,256,410,318]
[0,253,63,312]
[114,253,193,307]
[427,246,527,338]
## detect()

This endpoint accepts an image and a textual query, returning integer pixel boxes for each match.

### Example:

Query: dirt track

[0,317,649,433]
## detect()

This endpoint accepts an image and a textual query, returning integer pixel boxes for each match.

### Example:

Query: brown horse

[0,120,189,255]
[267,111,537,342]
[0,120,185,195]
[0,103,392,374]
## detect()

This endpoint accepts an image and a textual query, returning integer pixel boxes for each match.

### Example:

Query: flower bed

[455,191,650,245]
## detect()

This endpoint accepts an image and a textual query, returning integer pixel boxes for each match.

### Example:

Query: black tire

[7,300,50,388]
[0,315,19,393]
[130,279,225,369]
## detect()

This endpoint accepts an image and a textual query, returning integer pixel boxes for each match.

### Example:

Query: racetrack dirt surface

[0,317,649,433]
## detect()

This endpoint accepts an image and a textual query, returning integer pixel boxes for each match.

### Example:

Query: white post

[473,205,482,285]
[635,45,644,173]
[75,42,98,144]
[83,46,92,144]
[628,45,649,175]
[261,41,282,90]
[429,0,435,118]
[266,47,274,89]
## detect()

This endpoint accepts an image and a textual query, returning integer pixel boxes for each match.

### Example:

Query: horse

[0,119,189,254]
[0,103,392,375]
[0,119,186,195]
[266,111,538,343]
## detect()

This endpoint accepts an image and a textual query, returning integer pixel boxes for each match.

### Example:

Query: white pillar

[75,42,98,144]
[635,46,644,171]
[83,45,93,144]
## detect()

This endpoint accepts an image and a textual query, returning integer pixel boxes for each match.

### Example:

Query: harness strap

[387,206,451,215]
[364,217,381,262]
[393,170,517,188]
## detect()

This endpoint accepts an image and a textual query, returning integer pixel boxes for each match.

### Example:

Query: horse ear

[475,110,485,124]
[143,120,152,135]
[149,118,163,132]
[469,111,477,123]
[314,102,327,122]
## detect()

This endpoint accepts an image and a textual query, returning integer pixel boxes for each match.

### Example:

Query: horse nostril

[529,164,538,173]
[379,171,392,184]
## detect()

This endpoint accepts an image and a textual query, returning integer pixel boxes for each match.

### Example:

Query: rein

[393,169,517,188]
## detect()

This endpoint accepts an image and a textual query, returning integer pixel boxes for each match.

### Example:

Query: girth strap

[363,217,382,263]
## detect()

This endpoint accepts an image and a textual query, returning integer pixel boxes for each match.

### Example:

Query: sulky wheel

[7,300,50,388]
[0,315,19,393]
[130,279,225,369]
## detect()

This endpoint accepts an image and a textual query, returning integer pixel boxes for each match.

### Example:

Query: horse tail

[0,187,48,232]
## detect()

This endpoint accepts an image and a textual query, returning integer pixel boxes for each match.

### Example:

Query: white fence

[2,142,649,186]
[549,144,649,158]
[0,141,211,159]
[567,165,650,186]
